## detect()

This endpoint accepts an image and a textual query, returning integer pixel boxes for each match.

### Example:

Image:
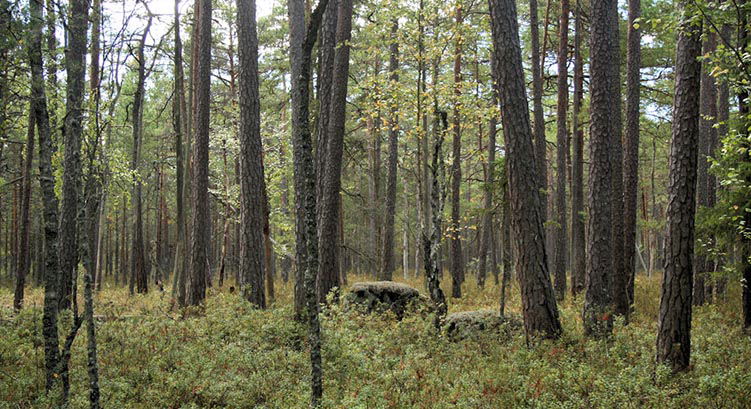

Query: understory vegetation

[2,275,750,409]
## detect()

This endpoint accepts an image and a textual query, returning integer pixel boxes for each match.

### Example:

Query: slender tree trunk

[13,109,34,310]
[736,4,751,331]
[317,0,352,302]
[656,2,702,371]
[553,0,569,301]
[450,4,464,298]
[171,0,189,306]
[623,0,641,315]
[570,0,586,297]
[289,0,307,319]
[381,20,399,281]
[237,0,266,308]
[530,0,547,231]
[489,0,562,340]
[189,0,212,306]
[289,1,330,405]
[424,110,449,329]
[479,39,499,290]
[695,22,718,306]
[131,15,152,295]
[609,0,627,319]
[29,0,60,392]
[59,0,89,311]
[715,23,731,300]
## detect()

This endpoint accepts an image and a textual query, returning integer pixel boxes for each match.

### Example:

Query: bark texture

[28,0,60,390]
[489,0,562,339]
[570,1,586,297]
[317,0,352,303]
[59,0,89,310]
[190,0,212,306]
[237,0,267,308]
[584,0,617,338]
[553,0,569,300]
[380,20,399,281]
[656,4,702,371]
[623,0,641,315]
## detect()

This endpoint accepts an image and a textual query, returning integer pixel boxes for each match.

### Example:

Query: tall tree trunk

[315,0,338,244]
[623,0,641,315]
[570,0,586,297]
[609,0,627,319]
[489,0,562,340]
[553,0,569,301]
[584,0,617,338]
[29,0,60,391]
[189,0,212,306]
[715,23,731,300]
[131,14,152,295]
[695,23,718,306]
[171,0,189,306]
[237,0,266,308]
[317,0,352,302]
[736,3,751,331]
[13,109,34,310]
[529,0,547,237]
[289,0,330,405]
[450,4,464,298]
[290,0,307,319]
[381,20,399,281]
[59,0,89,311]
[479,35,499,290]
[656,2,702,371]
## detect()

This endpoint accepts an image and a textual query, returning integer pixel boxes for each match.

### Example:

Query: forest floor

[1,274,750,408]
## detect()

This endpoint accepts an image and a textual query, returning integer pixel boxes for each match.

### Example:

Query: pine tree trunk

[381,20,399,281]
[570,0,586,297]
[656,2,702,371]
[584,0,617,337]
[609,0,627,318]
[623,0,641,315]
[529,0,547,235]
[317,0,352,302]
[450,4,464,299]
[189,0,212,306]
[553,0,569,301]
[131,15,152,295]
[13,109,34,310]
[237,0,267,308]
[695,23,718,306]
[289,0,307,320]
[489,0,562,340]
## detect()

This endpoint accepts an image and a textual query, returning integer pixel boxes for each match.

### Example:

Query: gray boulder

[444,310,523,341]
[345,281,425,319]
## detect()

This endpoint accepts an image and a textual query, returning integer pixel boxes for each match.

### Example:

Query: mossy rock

[345,281,426,319]
[444,310,523,341]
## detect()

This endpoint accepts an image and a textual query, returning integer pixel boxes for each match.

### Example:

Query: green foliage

[2,276,751,408]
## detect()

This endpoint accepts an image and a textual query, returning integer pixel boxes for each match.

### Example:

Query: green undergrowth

[1,275,750,408]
